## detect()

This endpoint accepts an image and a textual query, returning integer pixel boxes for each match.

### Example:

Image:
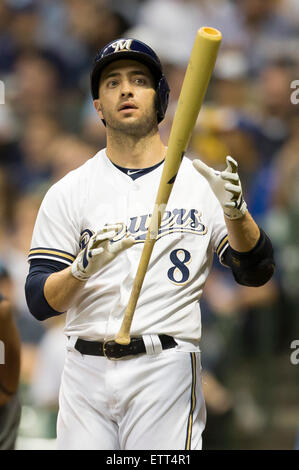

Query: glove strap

[70,263,90,282]
[224,197,247,220]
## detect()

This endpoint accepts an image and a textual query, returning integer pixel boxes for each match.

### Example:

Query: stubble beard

[102,105,158,138]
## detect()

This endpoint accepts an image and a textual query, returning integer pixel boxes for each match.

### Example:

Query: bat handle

[114,314,132,345]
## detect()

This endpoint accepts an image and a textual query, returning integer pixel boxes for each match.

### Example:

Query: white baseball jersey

[28,149,228,343]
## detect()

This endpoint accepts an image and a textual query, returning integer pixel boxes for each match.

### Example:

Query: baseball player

[25,38,275,450]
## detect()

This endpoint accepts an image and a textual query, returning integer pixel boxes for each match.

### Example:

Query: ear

[93,99,104,120]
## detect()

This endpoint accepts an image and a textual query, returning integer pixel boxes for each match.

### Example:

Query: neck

[105,127,166,168]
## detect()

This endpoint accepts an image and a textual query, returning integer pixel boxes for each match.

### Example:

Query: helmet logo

[111,39,133,53]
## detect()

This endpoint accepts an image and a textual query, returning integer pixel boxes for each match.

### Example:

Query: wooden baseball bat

[115,26,222,345]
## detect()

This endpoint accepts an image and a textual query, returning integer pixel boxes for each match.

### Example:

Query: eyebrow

[102,70,149,81]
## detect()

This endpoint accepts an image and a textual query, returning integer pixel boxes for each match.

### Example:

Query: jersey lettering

[126,208,206,242]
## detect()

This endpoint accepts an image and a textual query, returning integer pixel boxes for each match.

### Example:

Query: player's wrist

[223,198,247,220]
[70,262,90,282]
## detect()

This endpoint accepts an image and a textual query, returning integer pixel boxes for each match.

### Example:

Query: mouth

[118,102,138,112]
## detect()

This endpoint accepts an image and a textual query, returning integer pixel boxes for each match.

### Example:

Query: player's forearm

[225,210,260,252]
[44,267,87,313]
[0,300,21,405]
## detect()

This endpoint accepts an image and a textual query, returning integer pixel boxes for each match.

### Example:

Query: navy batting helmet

[90,38,170,123]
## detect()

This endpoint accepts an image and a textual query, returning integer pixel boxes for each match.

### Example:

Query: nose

[120,79,134,97]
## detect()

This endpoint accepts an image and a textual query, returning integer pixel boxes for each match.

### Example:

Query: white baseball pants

[56,340,206,450]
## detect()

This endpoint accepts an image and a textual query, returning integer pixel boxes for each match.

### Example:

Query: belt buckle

[103,340,121,361]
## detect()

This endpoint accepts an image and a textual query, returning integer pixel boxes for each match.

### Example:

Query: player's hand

[71,223,135,281]
[192,155,247,220]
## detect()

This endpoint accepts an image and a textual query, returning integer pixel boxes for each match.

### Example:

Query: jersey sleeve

[210,197,229,267]
[28,179,81,266]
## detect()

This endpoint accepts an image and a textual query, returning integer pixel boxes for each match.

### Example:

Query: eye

[134,77,146,85]
[107,79,118,88]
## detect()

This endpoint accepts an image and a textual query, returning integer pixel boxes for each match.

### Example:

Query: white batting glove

[71,223,135,281]
[193,155,247,220]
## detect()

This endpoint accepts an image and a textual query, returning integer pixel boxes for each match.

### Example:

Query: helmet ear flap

[156,75,170,123]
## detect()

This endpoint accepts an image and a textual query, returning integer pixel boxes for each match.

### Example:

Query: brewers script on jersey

[28,151,228,342]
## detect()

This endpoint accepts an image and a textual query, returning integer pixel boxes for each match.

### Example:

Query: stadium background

[0,0,298,450]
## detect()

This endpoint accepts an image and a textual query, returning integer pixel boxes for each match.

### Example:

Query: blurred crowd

[0,0,298,449]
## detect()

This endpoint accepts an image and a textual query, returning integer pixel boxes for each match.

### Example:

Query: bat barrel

[165,27,222,158]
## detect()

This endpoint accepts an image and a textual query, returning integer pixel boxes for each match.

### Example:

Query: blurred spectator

[0,2,15,73]
[46,133,96,182]
[190,106,258,175]
[0,191,46,346]
[240,60,296,221]
[271,112,299,212]
[0,193,46,396]
[256,60,295,128]
[0,293,21,450]
[0,167,17,241]
[42,0,131,91]
[234,0,298,74]
[0,262,14,302]
[66,0,130,55]
[11,51,62,118]
[128,0,243,66]
[8,1,39,51]
[278,0,299,28]
[265,110,299,344]
[13,113,61,191]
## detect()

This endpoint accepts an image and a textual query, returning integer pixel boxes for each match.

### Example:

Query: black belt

[74,335,177,360]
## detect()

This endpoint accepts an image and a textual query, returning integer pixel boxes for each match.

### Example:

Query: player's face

[95,60,158,136]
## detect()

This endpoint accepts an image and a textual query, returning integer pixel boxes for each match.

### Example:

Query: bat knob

[115,334,131,345]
